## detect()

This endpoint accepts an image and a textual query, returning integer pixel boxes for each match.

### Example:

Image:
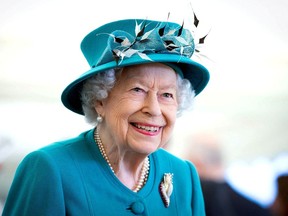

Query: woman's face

[96,63,179,155]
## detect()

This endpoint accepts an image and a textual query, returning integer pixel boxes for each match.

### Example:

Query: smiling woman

[3,18,209,215]
[92,64,179,157]
[1,1,288,214]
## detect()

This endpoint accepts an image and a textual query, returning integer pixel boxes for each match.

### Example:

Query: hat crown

[80,19,195,68]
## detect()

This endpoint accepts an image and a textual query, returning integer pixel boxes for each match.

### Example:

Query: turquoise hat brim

[61,53,209,115]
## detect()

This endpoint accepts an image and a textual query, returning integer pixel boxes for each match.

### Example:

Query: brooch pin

[159,173,174,207]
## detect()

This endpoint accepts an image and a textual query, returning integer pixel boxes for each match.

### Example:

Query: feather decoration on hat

[189,4,212,62]
[107,18,195,65]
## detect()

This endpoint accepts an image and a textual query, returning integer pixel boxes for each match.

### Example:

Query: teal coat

[3,129,205,216]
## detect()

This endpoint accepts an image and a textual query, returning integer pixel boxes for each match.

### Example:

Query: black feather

[194,12,199,27]
[199,34,208,44]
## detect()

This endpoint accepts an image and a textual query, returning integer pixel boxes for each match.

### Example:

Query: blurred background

[1,0,288,214]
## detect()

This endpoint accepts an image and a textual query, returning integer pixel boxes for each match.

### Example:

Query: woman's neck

[94,127,150,192]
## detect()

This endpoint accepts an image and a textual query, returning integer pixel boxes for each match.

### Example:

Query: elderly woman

[3,18,209,215]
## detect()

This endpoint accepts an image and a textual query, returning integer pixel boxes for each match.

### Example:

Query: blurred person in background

[3,17,210,215]
[269,174,288,216]
[183,132,272,216]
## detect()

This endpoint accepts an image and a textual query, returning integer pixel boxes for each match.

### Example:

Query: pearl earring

[96,115,103,123]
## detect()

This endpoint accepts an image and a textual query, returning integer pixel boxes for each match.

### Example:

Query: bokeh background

[1,0,288,212]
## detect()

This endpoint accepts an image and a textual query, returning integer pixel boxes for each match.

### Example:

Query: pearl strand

[94,128,150,192]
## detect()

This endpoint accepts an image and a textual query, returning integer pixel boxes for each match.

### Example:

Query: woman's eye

[132,87,144,93]
[163,93,174,98]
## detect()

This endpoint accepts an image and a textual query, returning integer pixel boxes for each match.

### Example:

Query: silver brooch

[159,173,173,207]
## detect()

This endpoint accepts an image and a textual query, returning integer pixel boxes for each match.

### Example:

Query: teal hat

[61,19,210,115]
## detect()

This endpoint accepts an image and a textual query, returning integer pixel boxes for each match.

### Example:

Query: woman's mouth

[131,123,161,133]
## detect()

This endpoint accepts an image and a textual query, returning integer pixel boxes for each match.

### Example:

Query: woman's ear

[94,100,105,117]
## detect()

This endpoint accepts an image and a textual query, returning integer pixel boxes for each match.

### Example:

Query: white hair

[80,67,195,125]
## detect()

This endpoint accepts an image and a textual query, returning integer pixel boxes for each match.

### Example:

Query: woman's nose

[142,92,161,116]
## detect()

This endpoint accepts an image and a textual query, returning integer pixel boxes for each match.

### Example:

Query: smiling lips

[132,123,162,134]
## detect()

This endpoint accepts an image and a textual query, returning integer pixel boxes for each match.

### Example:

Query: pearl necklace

[94,129,150,192]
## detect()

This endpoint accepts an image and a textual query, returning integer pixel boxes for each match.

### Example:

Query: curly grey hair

[80,67,195,125]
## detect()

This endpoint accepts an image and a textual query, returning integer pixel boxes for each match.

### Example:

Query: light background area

[1,0,288,208]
